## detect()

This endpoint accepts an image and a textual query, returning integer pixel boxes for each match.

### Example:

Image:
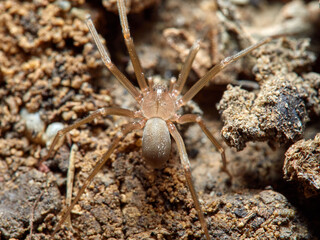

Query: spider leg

[40,107,136,166]
[177,114,232,179]
[172,40,200,97]
[117,0,148,93]
[177,35,282,107]
[168,77,177,93]
[85,16,142,102]
[168,122,210,240]
[51,120,144,236]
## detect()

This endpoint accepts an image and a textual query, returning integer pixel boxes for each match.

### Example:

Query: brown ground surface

[0,0,320,239]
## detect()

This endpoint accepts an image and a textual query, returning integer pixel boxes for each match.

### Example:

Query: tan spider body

[42,0,281,239]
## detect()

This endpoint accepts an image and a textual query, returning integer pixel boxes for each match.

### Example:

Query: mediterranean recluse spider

[42,0,281,239]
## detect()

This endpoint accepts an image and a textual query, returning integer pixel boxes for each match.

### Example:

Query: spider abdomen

[142,118,171,169]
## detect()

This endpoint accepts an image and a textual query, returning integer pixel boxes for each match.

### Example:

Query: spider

[42,0,280,239]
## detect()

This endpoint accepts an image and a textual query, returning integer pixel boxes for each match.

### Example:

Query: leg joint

[57,130,64,138]
[195,115,202,123]
[98,108,106,116]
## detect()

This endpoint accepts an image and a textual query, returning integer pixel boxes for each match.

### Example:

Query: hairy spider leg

[171,40,200,97]
[168,122,210,240]
[40,107,135,166]
[177,35,281,108]
[177,114,232,179]
[51,121,144,236]
[117,0,148,93]
[168,77,176,93]
[85,16,143,103]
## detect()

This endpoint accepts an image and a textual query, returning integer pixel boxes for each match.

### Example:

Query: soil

[0,0,319,239]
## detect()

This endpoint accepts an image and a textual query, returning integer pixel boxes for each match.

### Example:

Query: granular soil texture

[1,0,319,239]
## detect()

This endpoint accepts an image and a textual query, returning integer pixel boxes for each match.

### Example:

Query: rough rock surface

[217,39,319,151]
[284,133,320,198]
